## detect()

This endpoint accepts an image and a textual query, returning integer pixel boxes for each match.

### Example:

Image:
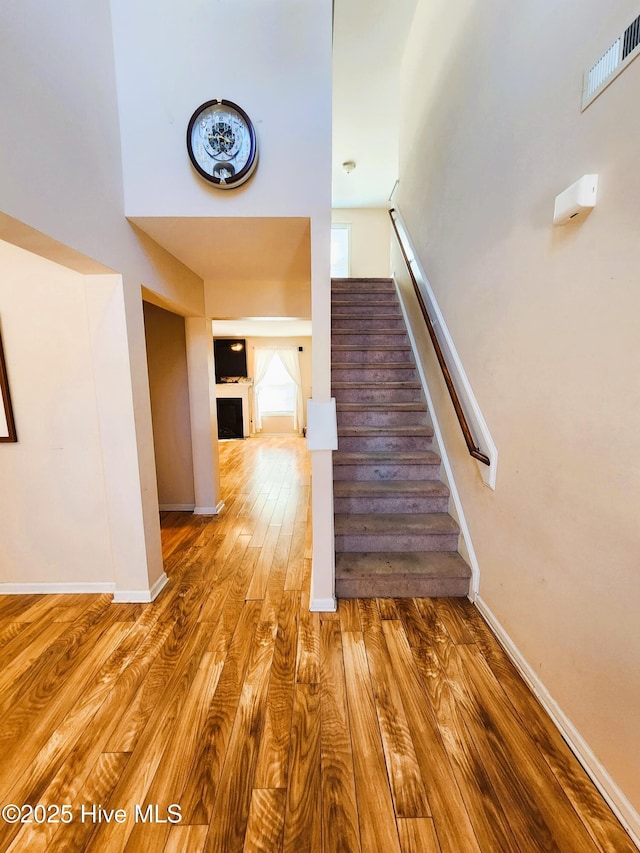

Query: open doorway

[143,301,195,512]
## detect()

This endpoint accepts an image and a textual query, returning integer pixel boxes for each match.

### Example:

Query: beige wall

[332,208,391,278]
[143,303,195,508]
[397,0,640,822]
[0,241,113,585]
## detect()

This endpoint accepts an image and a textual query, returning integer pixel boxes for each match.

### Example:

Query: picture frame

[0,327,17,443]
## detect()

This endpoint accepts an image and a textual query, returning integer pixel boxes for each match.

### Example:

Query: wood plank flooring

[0,434,636,852]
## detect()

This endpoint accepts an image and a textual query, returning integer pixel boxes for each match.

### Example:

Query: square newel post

[308,215,337,612]
[185,317,223,515]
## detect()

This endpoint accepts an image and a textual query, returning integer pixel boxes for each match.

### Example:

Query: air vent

[583,13,640,109]
[623,14,640,58]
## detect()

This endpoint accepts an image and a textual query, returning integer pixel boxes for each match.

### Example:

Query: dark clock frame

[186,98,257,188]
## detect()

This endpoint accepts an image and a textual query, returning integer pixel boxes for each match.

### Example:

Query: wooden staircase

[331,277,472,598]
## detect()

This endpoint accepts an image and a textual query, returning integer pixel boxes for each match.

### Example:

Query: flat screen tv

[214,338,247,383]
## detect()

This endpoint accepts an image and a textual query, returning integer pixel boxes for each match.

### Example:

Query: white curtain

[277,348,304,432]
[252,346,304,433]
[252,348,276,431]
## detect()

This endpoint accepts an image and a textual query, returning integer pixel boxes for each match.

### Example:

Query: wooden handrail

[389,209,490,466]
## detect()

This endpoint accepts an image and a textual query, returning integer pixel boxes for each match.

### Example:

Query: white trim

[0,582,116,595]
[194,501,225,515]
[309,596,337,612]
[394,276,482,600]
[112,571,168,603]
[475,596,640,847]
[159,503,196,512]
[391,208,498,489]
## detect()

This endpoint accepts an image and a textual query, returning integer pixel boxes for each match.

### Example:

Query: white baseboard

[159,503,195,512]
[309,596,337,612]
[0,582,115,595]
[112,571,168,604]
[194,501,225,515]
[475,595,640,846]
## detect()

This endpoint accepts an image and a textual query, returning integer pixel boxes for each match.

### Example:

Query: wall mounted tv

[214,338,247,383]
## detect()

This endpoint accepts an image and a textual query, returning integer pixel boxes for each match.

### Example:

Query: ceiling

[332,0,418,208]
[132,216,310,283]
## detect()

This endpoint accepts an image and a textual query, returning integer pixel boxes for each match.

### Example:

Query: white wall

[0,0,206,598]
[0,242,112,587]
[397,0,640,826]
[110,0,332,221]
[332,208,391,277]
[0,0,203,315]
[144,303,195,509]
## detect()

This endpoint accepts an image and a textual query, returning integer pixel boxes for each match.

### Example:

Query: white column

[185,317,223,514]
[85,274,166,602]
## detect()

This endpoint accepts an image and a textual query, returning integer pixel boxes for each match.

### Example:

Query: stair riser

[332,349,413,364]
[335,532,459,552]
[336,577,470,598]
[334,387,423,404]
[337,410,428,427]
[332,367,417,382]
[332,317,406,331]
[332,333,409,346]
[337,435,433,452]
[334,495,449,514]
[333,463,441,481]
[332,303,401,316]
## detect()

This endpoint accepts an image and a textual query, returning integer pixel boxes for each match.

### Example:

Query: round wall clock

[186,99,258,189]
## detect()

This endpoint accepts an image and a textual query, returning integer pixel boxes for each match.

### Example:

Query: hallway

[0,435,635,852]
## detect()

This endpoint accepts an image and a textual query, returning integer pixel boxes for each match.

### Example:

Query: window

[331,224,350,277]
[256,352,296,415]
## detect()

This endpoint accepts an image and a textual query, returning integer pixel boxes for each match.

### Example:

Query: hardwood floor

[0,434,636,852]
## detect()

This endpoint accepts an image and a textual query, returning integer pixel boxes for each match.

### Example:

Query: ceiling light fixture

[342,160,356,174]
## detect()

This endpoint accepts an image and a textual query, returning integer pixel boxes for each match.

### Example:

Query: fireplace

[216,397,244,439]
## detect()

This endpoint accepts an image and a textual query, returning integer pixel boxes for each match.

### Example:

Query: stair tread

[332,362,414,369]
[333,480,449,496]
[337,402,426,411]
[332,344,412,350]
[332,284,395,289]
[332,301,399,307]
[333,381,422,389]
[335,550,471,578]
[334,512,458,534]
[334,450,440,464]
[332,328,408,334]
[331,302,402,310]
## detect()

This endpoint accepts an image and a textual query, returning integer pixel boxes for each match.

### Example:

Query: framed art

[0,327,17,442]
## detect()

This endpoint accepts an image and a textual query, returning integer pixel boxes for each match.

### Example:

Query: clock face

[186,99,258,189]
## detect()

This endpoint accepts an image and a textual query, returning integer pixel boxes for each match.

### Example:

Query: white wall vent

[583,13,640,109]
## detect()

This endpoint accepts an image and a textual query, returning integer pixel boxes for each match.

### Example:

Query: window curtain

[277,348,304,433]
[252,348,276,431]
[252,346,304,433]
